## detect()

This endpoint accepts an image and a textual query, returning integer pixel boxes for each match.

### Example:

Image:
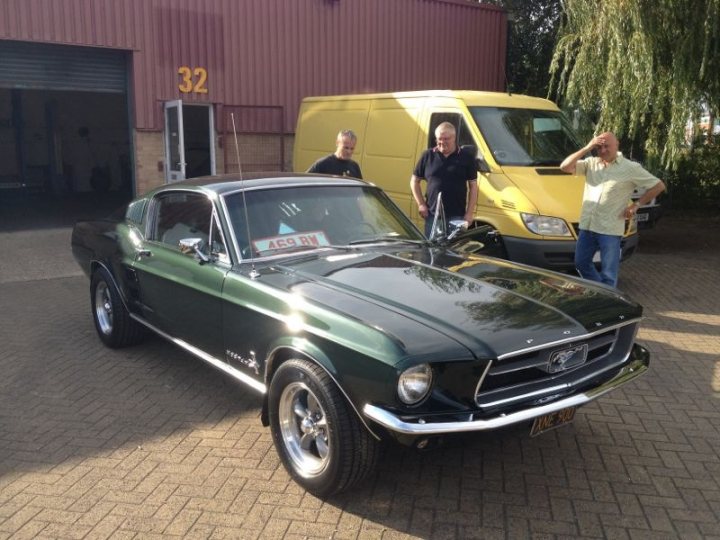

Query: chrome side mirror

[179,237,210,263]
[446,219,468,241]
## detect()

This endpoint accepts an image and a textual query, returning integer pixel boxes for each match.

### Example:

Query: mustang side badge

[547,344,588,373]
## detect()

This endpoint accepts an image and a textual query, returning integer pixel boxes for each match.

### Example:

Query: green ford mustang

[71,173,650,496]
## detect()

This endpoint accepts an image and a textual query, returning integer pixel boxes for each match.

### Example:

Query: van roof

[301,90,559,110]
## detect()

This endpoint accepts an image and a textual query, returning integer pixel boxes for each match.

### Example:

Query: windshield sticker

[278,221,296,234]
[253,230,330,252]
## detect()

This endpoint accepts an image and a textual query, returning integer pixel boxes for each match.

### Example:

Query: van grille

[475,322,638,412]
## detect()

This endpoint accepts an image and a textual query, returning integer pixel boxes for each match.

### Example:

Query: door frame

[164,100,185,182]
[163,100,216,183]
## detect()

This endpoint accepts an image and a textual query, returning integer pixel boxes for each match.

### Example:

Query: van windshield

[468,107,582,166]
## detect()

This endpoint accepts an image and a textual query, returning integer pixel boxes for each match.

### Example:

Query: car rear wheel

[90,268,145,348]
[268,358,380,496]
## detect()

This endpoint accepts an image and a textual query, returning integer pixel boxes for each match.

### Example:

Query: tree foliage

[549,0,720,168]
[484,0,562,97]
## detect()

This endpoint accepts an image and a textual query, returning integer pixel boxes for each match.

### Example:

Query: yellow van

[293,90,638,270]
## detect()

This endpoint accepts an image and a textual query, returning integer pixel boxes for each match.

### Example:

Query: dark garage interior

[0,41,133,232]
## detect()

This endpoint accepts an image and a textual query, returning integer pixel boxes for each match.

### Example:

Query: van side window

[428,113,475,149]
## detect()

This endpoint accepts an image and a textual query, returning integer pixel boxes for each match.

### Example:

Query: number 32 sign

[178,66,208,94]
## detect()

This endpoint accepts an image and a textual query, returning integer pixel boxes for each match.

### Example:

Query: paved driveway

[1,217,719,539]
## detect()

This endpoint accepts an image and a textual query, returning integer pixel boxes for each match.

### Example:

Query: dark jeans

[575,229,622,287]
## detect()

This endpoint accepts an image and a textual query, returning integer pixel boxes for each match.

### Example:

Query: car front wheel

[268,358,380,496]
[90,268,145,348]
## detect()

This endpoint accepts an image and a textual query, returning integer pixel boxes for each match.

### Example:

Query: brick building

[0,0,506,210]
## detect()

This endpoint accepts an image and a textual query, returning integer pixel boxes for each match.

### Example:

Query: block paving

[1,216,719,539]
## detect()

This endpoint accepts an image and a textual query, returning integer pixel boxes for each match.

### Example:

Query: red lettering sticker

[253,231,330,253]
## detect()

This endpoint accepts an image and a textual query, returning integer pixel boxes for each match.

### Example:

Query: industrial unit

[0,0,506,218]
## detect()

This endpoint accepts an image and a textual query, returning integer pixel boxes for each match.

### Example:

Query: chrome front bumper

[362,354,649,436]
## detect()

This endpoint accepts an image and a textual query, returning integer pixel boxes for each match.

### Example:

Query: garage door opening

[0,41,132,231]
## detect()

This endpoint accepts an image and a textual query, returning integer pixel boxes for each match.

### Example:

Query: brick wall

[133,131,165,195]
[132,131,296,196]
[220,133,293,174]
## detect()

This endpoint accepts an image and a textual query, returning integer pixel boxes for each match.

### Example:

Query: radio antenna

[231,112,258,278]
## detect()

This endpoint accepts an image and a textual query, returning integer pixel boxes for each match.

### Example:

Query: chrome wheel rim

[278,381,329,477]
[94,281,113,335]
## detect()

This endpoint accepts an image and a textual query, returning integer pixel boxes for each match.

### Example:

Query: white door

[164,100,186,182]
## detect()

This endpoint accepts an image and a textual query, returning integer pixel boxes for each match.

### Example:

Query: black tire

[90,268,145,348]
[268,358,380,497]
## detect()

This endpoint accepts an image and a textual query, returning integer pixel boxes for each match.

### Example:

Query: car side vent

[535,168,570,175]
[501,200,516,209]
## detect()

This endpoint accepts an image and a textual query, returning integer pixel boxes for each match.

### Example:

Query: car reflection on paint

[71,173,650,496]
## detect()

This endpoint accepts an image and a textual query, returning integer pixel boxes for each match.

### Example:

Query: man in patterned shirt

[560,132,666,287]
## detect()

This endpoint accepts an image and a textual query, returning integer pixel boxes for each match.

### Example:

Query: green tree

[485,0,562,97]
[549,0,720,169]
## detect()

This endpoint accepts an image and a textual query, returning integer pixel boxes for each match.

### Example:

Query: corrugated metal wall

[0,0,506,132]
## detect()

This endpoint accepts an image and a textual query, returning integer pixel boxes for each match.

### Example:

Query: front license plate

[530,407,576,437]
[636,212,649,222]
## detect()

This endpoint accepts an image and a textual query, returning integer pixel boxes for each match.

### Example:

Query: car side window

[428,112,475,148]
[150,192,212,251]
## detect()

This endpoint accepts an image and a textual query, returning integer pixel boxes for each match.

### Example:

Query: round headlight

[397,364,433,405]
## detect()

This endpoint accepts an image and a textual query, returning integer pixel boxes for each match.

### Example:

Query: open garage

[0,40,133,230]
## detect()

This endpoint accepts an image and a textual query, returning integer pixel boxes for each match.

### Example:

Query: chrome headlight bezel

[397,363,433,405]
[520,213,572,237]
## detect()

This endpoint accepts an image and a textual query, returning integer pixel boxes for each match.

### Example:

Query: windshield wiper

[257,243,355,257]
[348,235,427,246]
[257,244,327,256]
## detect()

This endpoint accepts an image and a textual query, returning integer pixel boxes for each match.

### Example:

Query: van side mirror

[475,156,491,174]
[461,144,491,173]
[461,144,478,158]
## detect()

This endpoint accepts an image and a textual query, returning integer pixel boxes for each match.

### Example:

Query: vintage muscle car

[71,173,650,496]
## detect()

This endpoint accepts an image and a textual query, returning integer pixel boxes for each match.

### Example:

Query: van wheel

[269,358,380,497]
[91,268,145,348]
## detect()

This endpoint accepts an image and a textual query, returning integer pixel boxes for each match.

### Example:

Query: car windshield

[224,185,424,257]
[468,107,583,166]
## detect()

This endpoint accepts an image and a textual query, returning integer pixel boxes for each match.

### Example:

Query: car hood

[252,247,641,363]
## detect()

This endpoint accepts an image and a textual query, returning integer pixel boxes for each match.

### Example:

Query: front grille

[475,322,638,412]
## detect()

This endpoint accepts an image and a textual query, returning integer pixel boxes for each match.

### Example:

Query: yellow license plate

[530,407,576,437]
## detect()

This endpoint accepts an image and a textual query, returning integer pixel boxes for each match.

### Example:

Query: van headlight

[397,364,433,405]
[521,213,572,237]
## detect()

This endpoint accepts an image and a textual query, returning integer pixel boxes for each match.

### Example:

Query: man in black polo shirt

[410,122,478,237]
[307,129,363,179]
